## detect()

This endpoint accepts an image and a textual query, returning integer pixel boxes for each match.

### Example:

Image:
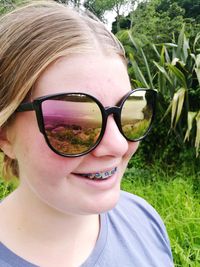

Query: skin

[0,54,139,267]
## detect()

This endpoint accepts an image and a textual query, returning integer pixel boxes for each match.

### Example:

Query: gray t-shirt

[0,191,174,267]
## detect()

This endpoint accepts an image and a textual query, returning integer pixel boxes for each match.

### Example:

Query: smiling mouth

[76,167,117,180]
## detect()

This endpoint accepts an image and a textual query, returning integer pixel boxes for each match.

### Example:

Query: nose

[91,115,129,158]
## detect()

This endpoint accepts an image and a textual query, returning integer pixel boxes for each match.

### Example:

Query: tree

[112,14,131,34]
[123,0,186,44]
[0,0,17,14]
[84,0,137,24]
[157,0,200,22]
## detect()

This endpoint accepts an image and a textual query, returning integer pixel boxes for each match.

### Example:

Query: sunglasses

[16,88,157,157]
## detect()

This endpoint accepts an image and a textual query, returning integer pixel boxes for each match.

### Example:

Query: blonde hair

[0,0,126,179]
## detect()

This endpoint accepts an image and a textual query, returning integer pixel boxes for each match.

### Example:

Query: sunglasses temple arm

[16,102,34,112]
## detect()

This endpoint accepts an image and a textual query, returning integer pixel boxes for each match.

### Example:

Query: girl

[0,1,173,266]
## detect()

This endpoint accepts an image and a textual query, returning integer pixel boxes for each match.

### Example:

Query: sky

[104,10,117,30]
[104,2,137,29]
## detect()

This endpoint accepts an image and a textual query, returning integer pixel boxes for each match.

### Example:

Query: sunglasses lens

[121,90,154,140]
[41,94,102,156]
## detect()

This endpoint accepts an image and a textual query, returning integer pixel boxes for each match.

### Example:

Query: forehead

[33,54,131,105]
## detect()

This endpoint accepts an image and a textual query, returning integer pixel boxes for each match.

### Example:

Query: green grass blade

[127,30,139,51]
[167,64,187,89]
[152,44,160,59]
[140,48,154,89]
[129,54,149,88]
[153,61,173,86]
[164,46,171,64]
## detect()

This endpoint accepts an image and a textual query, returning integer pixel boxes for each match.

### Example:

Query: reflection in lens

[121,90,153,140]
[41,94,102,155]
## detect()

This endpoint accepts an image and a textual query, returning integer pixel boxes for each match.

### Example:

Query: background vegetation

[0,0,200,266]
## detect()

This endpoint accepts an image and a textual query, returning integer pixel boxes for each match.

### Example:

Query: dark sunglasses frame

[16,88,157,157]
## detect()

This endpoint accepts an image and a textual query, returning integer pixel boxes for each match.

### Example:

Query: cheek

[121,141,139,173]
[17,139,80,179]
[126,141,139,159]
[12,116,81,180]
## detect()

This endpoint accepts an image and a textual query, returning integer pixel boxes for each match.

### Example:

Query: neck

[0,186,100,267]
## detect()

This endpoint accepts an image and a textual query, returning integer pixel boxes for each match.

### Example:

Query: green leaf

[176,24,189,64]
[127,30,139,51]
[130,59,149,88]
[160,46,165,66]
[195,111,200,157]
[152,44,160,59]
[153,61,173,86]
[130,79,144,88]
[164,46,171,64]
[163,43,178,48]
[195,54,200,68]
[171,88,186,128]
[167,64,187,89]
[140,48,154,89]
[182,34,190,63]
[194,54,200,85]
[184,111,197,142]
[195,68,200,86]
[177,24,185,55]
[193,32,200,52]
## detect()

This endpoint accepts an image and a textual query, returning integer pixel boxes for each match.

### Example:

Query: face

[6,54,139,215]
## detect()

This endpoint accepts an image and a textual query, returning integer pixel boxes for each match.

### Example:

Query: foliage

[117,25,200,158]
[0,154,18,198]
[130,0,184,44]
[157,0,200,23]
[0,0,23,13]
[84,0,136,23]
[0,178,18,199]
[112,0,200,50]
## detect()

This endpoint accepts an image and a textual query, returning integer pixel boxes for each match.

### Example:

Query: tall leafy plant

[117,25,200,156]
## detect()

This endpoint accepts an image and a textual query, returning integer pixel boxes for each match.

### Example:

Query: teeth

[80,167,117,180]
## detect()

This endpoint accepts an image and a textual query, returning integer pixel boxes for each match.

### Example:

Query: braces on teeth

[81,167,117,180]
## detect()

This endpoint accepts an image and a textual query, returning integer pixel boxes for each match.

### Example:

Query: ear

[0,127,16,159]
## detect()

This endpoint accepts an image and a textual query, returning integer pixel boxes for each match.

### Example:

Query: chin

[87,188,121,215]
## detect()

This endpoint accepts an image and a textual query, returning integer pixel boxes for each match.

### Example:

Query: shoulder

[107,190,172,254]
[113,190,166,229]
[111,190,164,223]
[97,191,174,267]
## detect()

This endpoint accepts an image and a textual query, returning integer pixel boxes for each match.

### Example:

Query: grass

[122,165,200,267]
[0,159,199,267]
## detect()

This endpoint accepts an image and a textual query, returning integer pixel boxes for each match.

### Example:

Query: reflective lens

[41,94,102,155]
[121,90,154,140]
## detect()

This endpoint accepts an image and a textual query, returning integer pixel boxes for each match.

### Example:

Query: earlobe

[0,127,16,159]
